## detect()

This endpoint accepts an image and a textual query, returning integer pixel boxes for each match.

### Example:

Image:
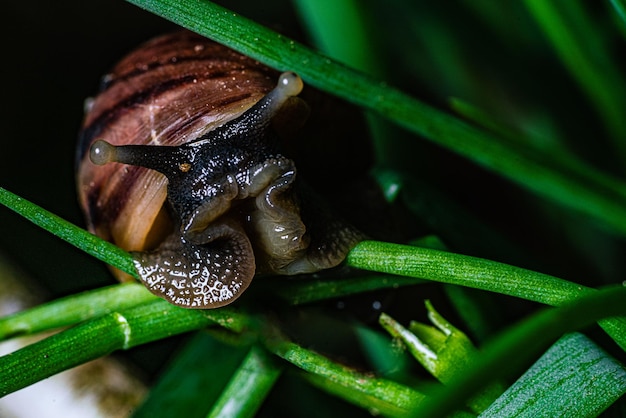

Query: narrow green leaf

[412,286,626,417]
[0,309,125,397]
[3,235,625,350]
[134,333,250,418]
[208,345,283,418]
[610,0,626,27]
[524,0,626,160]
[0,299,246,397]
[268,338,426,417]
[597,316,626,349]
[347,241,626,349]
[292,0,381,76]
[443,285,498,343]
[413,302,480,383]
[481,332,626,417]
[0,283,156,340]
[353,323,412,381]
[0,273,424,341]
[291,0,396,167]
[0,187,137,278]
[124,0,626,236]
[347,241,594,306]
[380,309,503,414]
[379,313,440,378]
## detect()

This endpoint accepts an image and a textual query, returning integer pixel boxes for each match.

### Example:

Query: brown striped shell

[77,31,279,257]
[77,31,363,309]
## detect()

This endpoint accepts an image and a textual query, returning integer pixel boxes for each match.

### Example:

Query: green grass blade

[292,0,381,76]
[207,345,283,418]
[2,186,625,347]
[353,324,412,382]
[0,187,137,278]
[0,309,127,397]
[481,332,626,417]
[133,333,250,418]
[380,310,503,414]
[5,2,626,414]
[2,184,625,347]
[412,285,626,417]
[347,241,593,306]
[0,299,245,397]
[0,282,156,339]
[124,0,626,236]
[291,0,396,167]
[5,233,623,347]
[0,272,423,341]
[610,0,626,26]
[524,0,626,160]
[443,285,498,343]
[268,339,427,417]
[347,241,626,349]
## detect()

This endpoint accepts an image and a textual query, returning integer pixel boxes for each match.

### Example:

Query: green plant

[1,1,626,416]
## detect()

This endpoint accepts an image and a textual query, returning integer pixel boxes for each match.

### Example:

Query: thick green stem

[0,283,156,339]
[0,299,245,396]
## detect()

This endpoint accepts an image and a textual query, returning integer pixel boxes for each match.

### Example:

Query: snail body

[77,31,362,308]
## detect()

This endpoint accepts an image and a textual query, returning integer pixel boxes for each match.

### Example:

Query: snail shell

[77,31,363,309]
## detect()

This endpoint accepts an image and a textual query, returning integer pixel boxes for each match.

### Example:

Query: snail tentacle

[88,71,309,308]
[78,32,364,309]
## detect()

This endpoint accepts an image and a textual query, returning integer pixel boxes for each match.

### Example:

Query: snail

[76,31,364,309]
